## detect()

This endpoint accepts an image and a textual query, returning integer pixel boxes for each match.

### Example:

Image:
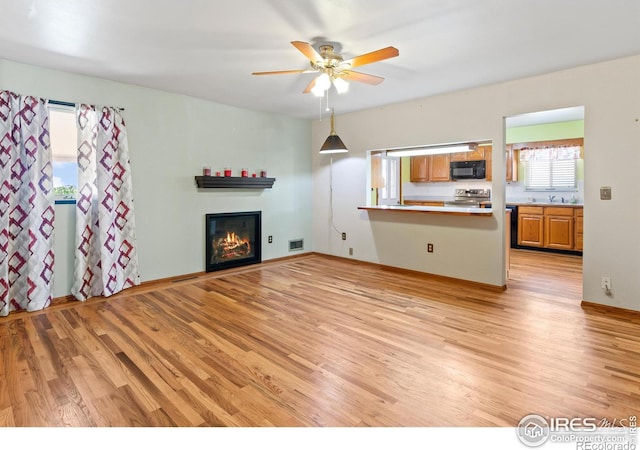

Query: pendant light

[319,109,348,154]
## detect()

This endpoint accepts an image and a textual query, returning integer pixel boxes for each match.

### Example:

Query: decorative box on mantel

[195,176,276,189]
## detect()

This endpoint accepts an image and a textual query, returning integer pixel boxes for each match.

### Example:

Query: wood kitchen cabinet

[411,143,514,183]
[506,146,517,182]
[450,146,485,161]
[410,154,450,182]
[485,145,518,182]
[403,200,445,207]
[429,154,451,181]
[544,207,574,250]
[574,207,584,251]
[370,152,384,189]
[518,205,583,252]
[518,206,544,247]
[410,155,430,182]
[485,145,492,181]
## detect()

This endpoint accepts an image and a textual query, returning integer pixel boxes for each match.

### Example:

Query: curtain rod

[47,99,125,111]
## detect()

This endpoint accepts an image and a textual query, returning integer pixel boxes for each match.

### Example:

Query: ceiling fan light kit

[331,77,349,94]
[253,40,397,153]
[311,73,331,96]
[252,40,398,96]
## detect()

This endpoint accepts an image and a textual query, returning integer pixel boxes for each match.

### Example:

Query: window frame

[48,102,78,204]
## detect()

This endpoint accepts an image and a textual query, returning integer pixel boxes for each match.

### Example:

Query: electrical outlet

[342,232,347,241]
[268,235,273,243]
[427,243,434,253]
[349,247,353,256]
[601,276,611,291]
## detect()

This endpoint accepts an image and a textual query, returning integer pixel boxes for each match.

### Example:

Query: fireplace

[205,211,261,272]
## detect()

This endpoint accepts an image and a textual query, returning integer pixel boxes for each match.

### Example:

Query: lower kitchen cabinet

[404,200,445,207]
[518,207,544,247]
[575,208,584,251]
[544,207,574,250]
[518,205,583,252]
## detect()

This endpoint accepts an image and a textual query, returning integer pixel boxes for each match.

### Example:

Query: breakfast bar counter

[357,205,494,216]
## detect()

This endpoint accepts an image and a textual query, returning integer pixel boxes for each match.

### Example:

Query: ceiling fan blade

[291,41,323,62]
[302,77,317,94]
[341,71,385,85]
[343,46,399,68]
[252,69,313,76]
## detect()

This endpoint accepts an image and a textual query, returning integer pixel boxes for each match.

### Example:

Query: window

[525,159,576,190]
[378,155,400,205]
[48,104,77,201]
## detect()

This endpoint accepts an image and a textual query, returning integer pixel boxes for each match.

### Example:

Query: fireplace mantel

[195,176,275,189]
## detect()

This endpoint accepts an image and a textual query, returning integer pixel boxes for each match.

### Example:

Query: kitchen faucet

[548,195,556,203]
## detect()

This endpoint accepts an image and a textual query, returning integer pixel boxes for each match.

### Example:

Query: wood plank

[0,251,638,426]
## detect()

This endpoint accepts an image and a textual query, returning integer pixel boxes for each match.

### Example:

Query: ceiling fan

[252,41,399,96]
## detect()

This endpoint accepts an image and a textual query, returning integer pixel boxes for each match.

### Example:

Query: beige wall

[1,59,313,298]
[312,55,640,311]
[3,54,638,312]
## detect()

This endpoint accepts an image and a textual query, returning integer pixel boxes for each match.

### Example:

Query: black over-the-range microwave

[450,160,486,180]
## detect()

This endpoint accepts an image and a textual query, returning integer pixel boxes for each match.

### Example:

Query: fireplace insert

[205,211,261,272]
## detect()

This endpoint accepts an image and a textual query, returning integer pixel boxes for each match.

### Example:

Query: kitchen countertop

[400,197,584,207]
[358,205,493,216]
[504,202,583,207]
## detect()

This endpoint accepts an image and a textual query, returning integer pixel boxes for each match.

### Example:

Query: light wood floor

[1,250,638,427]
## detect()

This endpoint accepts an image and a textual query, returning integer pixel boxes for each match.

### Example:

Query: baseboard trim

[581,300,640,319]
[310,252,507,292]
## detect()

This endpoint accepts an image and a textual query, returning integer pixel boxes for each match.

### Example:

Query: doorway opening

[504,106,585,294]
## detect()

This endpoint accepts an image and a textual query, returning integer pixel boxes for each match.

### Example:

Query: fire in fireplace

[205,211,261,272]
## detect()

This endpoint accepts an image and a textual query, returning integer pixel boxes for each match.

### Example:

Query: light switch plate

[600,186,612,200]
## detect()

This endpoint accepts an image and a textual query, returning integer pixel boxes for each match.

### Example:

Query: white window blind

[525,159,576,190]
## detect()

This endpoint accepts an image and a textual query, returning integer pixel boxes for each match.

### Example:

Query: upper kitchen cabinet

[410,154,451,182]
[485,145,518,182]
[450,146,485,161]
[410,155,430,182]
[429,154,451,181]
[370,152,384,188]
[506,146,517,181]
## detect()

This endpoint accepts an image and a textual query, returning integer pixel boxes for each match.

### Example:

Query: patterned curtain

[71,104,140,301]
[519,145,582,161]
[0,91,54,316]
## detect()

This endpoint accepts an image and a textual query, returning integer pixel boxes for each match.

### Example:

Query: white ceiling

[1,0,639,120]
[506,106,585,128]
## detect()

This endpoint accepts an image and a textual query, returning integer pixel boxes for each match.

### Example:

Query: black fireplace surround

[205,211,261,272]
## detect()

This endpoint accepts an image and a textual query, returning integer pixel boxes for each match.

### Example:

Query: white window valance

[519,145,582,162]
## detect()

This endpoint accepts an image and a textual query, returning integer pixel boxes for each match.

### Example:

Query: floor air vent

[289,239,304,251]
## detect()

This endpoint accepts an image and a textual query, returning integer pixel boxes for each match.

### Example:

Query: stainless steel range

[444,188,491,208]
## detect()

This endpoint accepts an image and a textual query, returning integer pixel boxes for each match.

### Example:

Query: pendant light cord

[329,156,343,236]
